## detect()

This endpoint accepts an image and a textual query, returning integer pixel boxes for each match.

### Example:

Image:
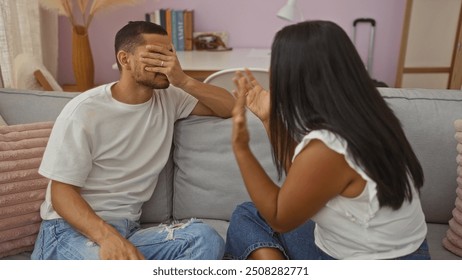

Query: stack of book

[145,9,194,51]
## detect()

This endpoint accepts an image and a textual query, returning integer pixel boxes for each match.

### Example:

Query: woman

[226,20,430,260]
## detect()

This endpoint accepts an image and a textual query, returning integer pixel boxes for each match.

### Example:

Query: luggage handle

[353,17,376,75]
[353,18,376,27]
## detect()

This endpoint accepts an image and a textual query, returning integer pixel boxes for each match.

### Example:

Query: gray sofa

[1,86,462,260]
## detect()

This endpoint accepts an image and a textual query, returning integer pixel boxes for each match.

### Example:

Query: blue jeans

[224,202,431,260]
[31,218,224,260]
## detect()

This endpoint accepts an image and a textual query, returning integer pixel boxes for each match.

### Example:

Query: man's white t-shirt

[39,82,198,221]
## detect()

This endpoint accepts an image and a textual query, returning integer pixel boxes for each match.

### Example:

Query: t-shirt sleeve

[167,86,198,120]
[38,117,92,187]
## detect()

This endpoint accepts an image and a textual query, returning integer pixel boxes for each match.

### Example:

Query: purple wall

[58,0,406,87]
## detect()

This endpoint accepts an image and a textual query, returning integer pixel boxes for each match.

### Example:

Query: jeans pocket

[53,219,74,236]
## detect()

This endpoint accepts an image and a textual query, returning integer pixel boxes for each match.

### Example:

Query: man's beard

[135,67,170,89]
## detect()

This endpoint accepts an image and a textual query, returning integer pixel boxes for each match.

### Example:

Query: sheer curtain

[0,0,58,88]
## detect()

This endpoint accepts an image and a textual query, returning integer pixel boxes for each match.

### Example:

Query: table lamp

[277,0,304,22]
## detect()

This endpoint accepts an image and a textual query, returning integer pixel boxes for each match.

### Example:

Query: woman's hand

[234,69,270,125]
[232,68,271,150]
[232,73,251,151]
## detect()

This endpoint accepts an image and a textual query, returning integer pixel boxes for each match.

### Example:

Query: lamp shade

[277,0,298,21]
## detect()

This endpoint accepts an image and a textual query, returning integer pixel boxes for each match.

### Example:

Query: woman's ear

[117,50,131,70]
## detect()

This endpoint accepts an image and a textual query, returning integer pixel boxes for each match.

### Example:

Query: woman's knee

[229,202,258,226]
[233,201,257,215]
[228,202,272,236]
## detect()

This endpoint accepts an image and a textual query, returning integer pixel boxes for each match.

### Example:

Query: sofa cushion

[0,121,53,258]
[0,88,78,125]
[172,112,282,221]
[0,114,7,127]
[427,223,462,259]
[139,151,173,224]
[380,88,462,224]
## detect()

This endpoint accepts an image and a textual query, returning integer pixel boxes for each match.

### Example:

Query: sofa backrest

[380,88,462,224]
[0,88,78,125]
[166,87,462,225]
[2,86,462,226]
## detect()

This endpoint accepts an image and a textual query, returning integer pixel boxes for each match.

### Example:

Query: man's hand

[99,232,145,260]
[50,180,145,260]
[141,44,190,87]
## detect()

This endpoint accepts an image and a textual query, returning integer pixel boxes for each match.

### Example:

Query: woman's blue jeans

[224,202,431,260]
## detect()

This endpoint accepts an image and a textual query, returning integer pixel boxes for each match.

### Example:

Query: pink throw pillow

[0,122,53,258]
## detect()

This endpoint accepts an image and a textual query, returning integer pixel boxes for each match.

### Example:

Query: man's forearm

[180,76,235,118]
[50,180,122,245]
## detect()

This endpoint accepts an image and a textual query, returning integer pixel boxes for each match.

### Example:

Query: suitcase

[353,18,388,87]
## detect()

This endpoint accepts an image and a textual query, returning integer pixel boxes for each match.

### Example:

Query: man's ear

[117,50,131,70]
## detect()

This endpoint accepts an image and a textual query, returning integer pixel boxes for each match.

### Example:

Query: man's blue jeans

[31,218,224,260]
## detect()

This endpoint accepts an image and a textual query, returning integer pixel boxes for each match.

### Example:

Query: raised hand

[232,72,251,151]
[233,69,270,125]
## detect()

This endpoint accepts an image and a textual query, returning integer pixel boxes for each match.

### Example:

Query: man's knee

[183,220,225,259]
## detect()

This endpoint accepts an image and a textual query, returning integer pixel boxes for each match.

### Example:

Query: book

[184,10,194,51]
[176,10,185,51]
[165,9,172,43]
[159,9,166,30]
[149,12,156,24]
[171,9,178,49]
[153,10,161,26]
[147,10,161,27]
[145,8,194,51]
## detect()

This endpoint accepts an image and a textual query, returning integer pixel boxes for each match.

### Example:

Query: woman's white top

[292,130,427,259]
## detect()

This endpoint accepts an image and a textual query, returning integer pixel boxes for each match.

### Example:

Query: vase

[72,25,94,91]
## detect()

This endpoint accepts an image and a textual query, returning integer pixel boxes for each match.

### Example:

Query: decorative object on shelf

[277,0,304,22]
[39,0,142,91]
[193,32,232,51]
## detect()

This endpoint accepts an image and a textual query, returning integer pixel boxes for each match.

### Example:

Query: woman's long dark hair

[269,20,423,210]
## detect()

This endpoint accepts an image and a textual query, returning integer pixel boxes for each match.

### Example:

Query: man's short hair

[114,21,168,70]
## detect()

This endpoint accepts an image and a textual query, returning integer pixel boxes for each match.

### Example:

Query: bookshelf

[146,9,194,51]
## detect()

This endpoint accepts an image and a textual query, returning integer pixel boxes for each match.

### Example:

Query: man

[31,21,234,260]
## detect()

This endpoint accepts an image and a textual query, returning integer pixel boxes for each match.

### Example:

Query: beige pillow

[0,121,53,258]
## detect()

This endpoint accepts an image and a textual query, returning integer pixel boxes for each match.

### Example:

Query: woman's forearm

[233,147,281,226]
